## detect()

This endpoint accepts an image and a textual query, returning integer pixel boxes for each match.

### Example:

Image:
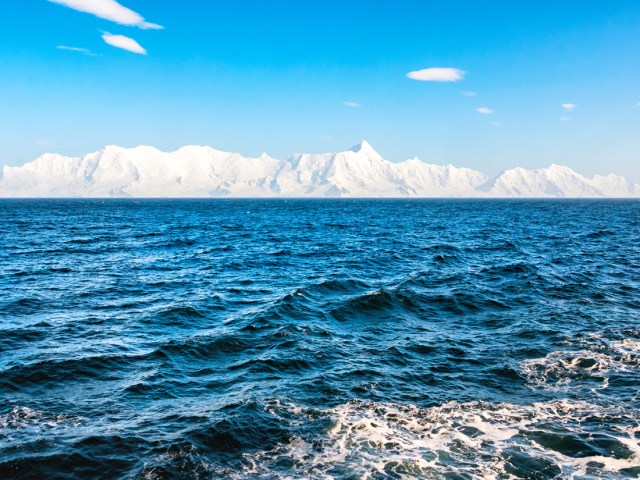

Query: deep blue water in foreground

[0,199,639,479]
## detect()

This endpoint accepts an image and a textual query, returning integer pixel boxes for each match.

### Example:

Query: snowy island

[1,141,638,198]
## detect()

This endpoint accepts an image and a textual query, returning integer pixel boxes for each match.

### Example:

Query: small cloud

[561,103,576,111]
[57,45,98,56]
[343,102,362,108]
[490,121,502,126]
[102,32,147,54]
[460,91,477,97]
[407,67,465,82]
[560,117,571,121]
[49,0,163,29]
[477,107,494,114]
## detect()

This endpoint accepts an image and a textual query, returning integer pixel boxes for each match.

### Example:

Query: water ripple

[0,199,639,479]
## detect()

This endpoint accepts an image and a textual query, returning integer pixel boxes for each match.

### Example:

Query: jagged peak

[174,145,221,155]
[395,157,423,166]
[349,140,380,157]
[2,141,636,198]
[546,163,578,173]
[258,152,275,161]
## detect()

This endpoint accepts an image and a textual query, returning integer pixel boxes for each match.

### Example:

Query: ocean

[0,199,638,479]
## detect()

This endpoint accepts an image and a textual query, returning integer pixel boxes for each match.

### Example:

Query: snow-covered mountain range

[0,141,638,198]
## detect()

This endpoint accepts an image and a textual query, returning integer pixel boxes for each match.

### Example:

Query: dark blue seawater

[1,199,639,479]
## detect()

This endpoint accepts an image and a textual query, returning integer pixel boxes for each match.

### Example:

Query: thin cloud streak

[477,107,494,114]
[102,32,147,54]
[56,45,99,56]
[461,91,477,97]
[49,0,163,29]
[561,103,576,111]
[407,68,465,82]
[343,102,362,108]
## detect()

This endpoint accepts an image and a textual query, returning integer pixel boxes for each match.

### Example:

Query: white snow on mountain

[0,141,637,198]
[482,164,639,198]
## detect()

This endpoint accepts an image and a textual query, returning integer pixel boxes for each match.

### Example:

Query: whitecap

[233,398,640,479]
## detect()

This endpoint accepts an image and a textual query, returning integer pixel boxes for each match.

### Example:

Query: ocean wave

[2,199,639,479]
[521,335,640,390]
[0,406,82,432]
[0,298,48,316]
[238,398,640,479]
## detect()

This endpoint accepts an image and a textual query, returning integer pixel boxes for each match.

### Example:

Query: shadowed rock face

[1,142,638,197]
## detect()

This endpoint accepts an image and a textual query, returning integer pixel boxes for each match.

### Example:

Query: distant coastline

[2,141,638,198]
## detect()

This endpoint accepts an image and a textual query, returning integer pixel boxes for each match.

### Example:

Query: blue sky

[1,0,639,180]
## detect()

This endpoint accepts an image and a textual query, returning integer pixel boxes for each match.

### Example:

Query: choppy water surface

[1,199,639,479]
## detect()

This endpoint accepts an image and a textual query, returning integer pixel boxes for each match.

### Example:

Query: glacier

[0,141,638,198]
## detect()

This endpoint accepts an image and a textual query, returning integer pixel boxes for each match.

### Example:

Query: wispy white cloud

[343,101,362,108]
[56,45,99,56]
[102,32,147,54]
[490,121,502,126]
[49,0,163,29]
[407,68,465,82]
[561,103,576,111]
[477,107,494,114]
[460,91,476,97]
[560,116,571,121]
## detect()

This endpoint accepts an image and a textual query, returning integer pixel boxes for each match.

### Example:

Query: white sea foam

[521,335,640,390]
[0,406,82,447]
[231,335,640,478]
[0,406,80,430]
[235,398,640,479]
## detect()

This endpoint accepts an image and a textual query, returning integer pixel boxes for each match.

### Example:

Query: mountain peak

[349,140,383,160]
[1,142,637,198]
[350,140,375,153]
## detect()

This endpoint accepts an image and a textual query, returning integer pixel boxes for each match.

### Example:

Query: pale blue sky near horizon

[1,0,639,181]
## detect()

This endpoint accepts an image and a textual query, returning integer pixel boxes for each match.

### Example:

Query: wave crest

[239,399,640,479]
